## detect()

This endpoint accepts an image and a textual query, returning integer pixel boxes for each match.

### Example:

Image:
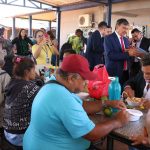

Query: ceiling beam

[60,1,103,11]
[85,0,108,4]
[111,0,129,3]
[0,0,57,10]
[85,0,129,5]
[31,0,58,8]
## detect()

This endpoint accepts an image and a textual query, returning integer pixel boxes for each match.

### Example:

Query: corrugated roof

[37,0,86,7]
[36,0,129,7]
[16,0,130,21]
[19,11,56,21]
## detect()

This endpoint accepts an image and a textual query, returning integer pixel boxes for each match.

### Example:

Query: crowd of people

[0,17,150,150]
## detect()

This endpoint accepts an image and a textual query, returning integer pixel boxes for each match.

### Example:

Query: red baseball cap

[61,54,97,80]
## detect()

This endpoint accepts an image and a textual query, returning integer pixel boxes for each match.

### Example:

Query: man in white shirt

[129,54,150,149]
[131,28,150,53]
[104,18,141,86]
[124,54,150,103]
[129,28,150,77]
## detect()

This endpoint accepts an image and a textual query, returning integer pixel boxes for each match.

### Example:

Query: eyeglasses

[37,35,43,38]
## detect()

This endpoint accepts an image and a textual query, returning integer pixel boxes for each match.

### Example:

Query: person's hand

[128,47,145,58]
[125,46,136,52]
[123,86,135,98]
[130,135,149,146]
[142,99,150,110]
[127,46,144,57]
[114,110,129,128]
[39,39,46,46]
[108,100,126,110]
[43,35,53,46]
[128,49,140,57]
[131,42,136,47]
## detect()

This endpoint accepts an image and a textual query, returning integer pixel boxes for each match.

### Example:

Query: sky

[0,3,45,19]
[0,2,54,29]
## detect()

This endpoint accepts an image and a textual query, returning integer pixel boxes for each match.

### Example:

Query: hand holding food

[123,87,135,98]
[142,99,150,110]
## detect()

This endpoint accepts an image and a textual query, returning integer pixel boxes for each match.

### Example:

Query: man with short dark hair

[86,21,108,70]
[68,29,83,54]
[130,28,150,77]
[124,54,150,150]
[106,25,112,35]
[124,54,150,101]
[104,18,141,86]
[59,43,73,61]
[131,28,150,52]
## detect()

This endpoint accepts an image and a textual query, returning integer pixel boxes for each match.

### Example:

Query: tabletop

[89,112,150,150]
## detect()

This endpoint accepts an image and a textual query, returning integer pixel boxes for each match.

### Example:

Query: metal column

[106,0,112,26]
[56,8,61,50]
[12,17,16,39]
[48,21,51,31]
[28,15,32,37]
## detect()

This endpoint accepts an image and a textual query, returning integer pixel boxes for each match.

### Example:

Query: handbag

[88,64,110,99]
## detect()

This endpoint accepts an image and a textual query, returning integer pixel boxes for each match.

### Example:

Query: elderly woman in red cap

[23,54,129,150]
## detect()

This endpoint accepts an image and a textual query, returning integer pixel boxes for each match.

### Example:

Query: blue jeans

[129,146,139,150]
[4,130,24,146]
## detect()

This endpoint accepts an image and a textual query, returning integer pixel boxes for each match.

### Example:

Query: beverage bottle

[108,77,121,112]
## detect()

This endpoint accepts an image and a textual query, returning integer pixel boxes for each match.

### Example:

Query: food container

[126,97,141,107]
[76,92,89,100]
[126,109,143,121]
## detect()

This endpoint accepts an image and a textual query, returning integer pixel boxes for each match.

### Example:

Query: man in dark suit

[125,54,150,150]
[124,71,145,98]
[131,28,150,52]
[124,54,150,99]
[104,18,141,86]
[86,21,108,70]
[130,28,150,77]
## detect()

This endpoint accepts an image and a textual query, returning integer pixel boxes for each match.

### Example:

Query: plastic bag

[88,64,110,99]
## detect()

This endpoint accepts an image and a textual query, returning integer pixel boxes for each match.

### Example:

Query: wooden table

[90,113,150,150]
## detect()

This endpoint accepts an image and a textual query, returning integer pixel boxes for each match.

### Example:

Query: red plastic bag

[88,64,110,99]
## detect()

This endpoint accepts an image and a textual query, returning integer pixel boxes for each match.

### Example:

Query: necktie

[120,36,127,70]
[147,84,149,91]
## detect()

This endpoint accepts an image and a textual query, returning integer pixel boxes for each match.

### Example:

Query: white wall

[60,0,150,48]
[60,6,104,48]
[111,14,150,38]
[110,0,150,37]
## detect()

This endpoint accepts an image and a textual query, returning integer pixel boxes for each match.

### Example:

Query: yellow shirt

[32,44,54,65]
